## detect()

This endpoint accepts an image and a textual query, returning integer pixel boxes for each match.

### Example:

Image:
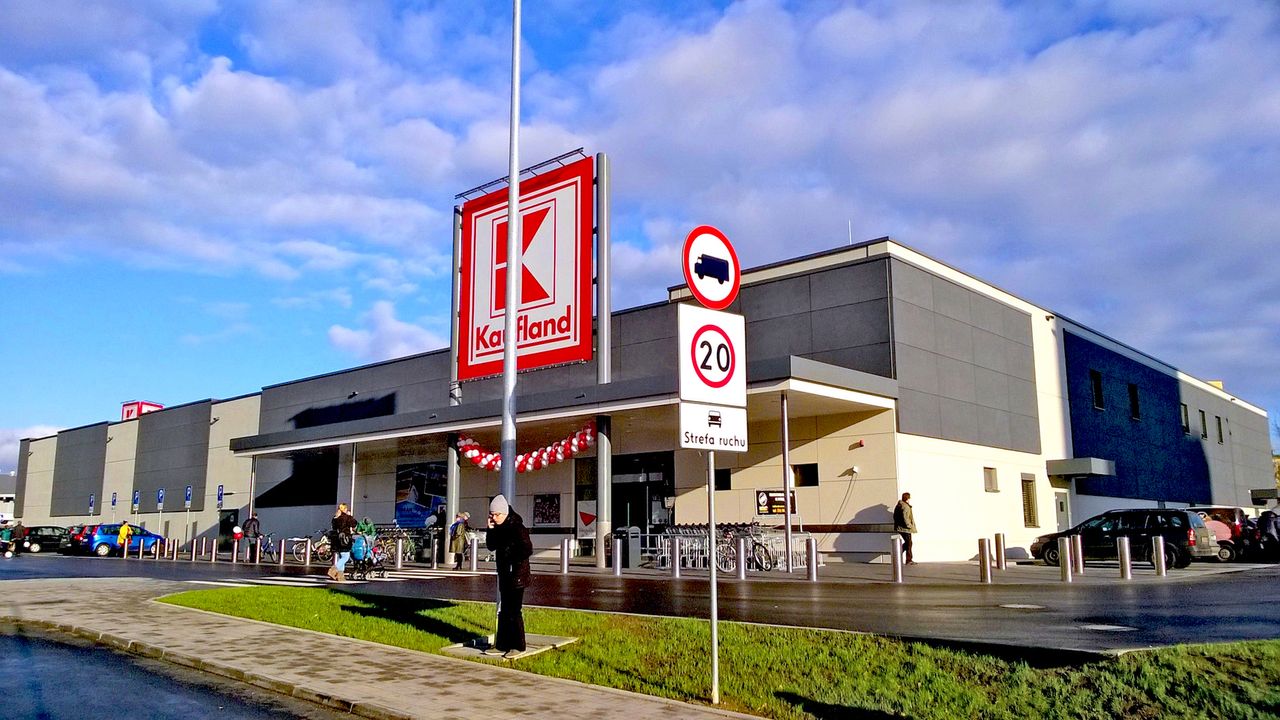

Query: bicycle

[250,532,279,563]
[289,531,333,563]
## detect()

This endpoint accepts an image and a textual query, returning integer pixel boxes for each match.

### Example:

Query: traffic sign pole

[707,450,719,705]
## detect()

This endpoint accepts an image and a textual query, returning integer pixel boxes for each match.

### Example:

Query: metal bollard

[277,539,286,568]
[152,542,159,560]
[302,540,311,567]
[190,540,198,562]
[395,538,404,571]
[735,537,747,580]
[198,537,206,558]
[468,536,478,572]
[806,537,819,582]
[1057,537,1073,583]
[612,537,622,576]
[1072,534,1085,576]
[430,538,439,570]
[209,540,218,563]
[253,538,261,564]
[1152,535,1167,577]
[670,536,681,579]
[994,533,1007,570]
[171,540,179,560]
[560,538,571,575]
[1117,536,1132,580]
[231,539,239,564]
[891,535,904,583]
[978,538,993,584]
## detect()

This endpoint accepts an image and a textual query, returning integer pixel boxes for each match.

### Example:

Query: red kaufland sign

[457,156,594,381]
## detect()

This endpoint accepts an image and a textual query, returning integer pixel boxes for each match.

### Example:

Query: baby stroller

[346,534,388,580]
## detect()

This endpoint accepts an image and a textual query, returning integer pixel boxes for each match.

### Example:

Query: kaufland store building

[13,156,1274,563]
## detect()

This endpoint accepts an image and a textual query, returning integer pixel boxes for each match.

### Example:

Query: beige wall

[196,395,261,542]
[101,419,139,524]
[18,436,57,523]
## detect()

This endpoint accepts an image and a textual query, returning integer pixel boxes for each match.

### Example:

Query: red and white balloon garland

[456,420,596,473]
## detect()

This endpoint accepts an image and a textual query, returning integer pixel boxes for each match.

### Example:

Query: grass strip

[160,587,1280,719]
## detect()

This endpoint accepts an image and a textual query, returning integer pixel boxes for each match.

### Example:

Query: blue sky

[3,0,1280,475]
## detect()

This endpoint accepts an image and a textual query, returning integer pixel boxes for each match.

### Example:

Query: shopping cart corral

[614,523,814,573]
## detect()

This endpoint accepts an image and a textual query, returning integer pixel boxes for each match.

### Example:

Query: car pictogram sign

[682,225,741,311]
[458,156,594,381]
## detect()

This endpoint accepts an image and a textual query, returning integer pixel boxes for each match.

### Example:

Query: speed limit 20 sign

[679,304,745,407]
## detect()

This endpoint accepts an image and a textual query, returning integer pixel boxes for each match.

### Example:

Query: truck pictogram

[693,254,730,284]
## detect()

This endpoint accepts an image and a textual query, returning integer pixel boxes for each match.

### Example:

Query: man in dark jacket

[486,494,532,657]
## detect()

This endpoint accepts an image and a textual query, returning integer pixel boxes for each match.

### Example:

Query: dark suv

[1031,509,1215,569]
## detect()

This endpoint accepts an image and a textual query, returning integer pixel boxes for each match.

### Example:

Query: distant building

[11,240,1275,561]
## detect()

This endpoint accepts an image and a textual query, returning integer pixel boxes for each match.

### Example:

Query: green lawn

[160,587,1280,719]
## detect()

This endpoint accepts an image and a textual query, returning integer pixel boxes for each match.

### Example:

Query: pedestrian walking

[117,520,134,557]
[893,492,917,565]
[485,495,532,658]
[450,511,471,570]
[329,503,357,582]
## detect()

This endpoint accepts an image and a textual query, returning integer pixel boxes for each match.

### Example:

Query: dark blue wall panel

[1063,331,1210,503]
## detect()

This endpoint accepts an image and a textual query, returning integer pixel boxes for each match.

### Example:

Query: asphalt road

[4,553,1278,656]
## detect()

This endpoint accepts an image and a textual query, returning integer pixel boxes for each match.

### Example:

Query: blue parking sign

[132,490,140,511]
[217,484,224,510]
[184,485,192,509]
[111,492,117,508]
[89,493,95,513]
[157,487,165,508]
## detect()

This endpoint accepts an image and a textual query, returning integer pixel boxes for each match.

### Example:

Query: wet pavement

[0,626,349,719]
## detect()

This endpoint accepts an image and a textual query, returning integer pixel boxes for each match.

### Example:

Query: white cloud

[0,425,60,475]
[328,300,447,361]
[273,288,354,310]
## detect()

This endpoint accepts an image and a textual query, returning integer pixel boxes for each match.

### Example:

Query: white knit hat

[489,494,509,514]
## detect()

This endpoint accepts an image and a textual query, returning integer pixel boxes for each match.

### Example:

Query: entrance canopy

[230,355,898,460]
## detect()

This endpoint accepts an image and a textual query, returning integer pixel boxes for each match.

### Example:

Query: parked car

[20,525,68,554]
[61,524,93,554]
[1030,509,1215,569]
[84,523,165,557]
[1186,505,1254,561]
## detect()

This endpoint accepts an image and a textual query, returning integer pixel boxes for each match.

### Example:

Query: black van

[1030,509,1215,569]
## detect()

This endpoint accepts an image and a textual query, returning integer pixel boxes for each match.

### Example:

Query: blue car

[86,523,165,557]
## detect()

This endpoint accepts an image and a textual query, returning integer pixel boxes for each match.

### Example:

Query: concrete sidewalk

[0,577,755,720]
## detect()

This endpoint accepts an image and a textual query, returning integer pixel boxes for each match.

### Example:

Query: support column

[349,443,358,512]
[446,206,463,527]
[248,456,257,517]
[780,392,794,572]
[595,415,612,569]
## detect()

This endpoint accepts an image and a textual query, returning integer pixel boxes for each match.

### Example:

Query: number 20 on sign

[678,304,746,407]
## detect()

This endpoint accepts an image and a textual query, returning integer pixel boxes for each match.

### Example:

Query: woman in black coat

[485,494,532,656]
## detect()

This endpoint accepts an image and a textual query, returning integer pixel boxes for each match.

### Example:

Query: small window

[1128,383,1141,420]
[1020,474,1038,527]
[1089,370,1104,409]
[791,463,819,488]
[1215,416,1224,444]
[1199,409,1208,439]
[714,468,731,491]
[1180,404,1190,434]
[983,467,999,493]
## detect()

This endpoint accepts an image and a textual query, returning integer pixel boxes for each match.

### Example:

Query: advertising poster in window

[532,493,561,527]
[395,461,446,527]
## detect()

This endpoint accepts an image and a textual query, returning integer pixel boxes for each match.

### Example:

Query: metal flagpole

[499,0,522,503]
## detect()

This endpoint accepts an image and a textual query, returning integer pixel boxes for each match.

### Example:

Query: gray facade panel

[14,439,29,517]
[932,277,973,325]
[938,397,981,445]
[620,337,681,379]
[936,355,977,403]
[134,401,211,513]
[894,345,939,396]
[892,262,934,310]
[973,366,1010,411]
[808,260,889,310]
[743,274,810,322]
[808,301,890,353]
[50,423,107,517]
[806,345,893,377]
[890,259,1039,453]
[619,303,676,345]
[891,299,936,353]
[747,313,813,360]
[971,328,1008,374]
[896,388,941,437]
[934,315,974,363]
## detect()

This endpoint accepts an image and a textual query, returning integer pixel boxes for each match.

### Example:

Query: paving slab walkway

[0,577,755,720]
